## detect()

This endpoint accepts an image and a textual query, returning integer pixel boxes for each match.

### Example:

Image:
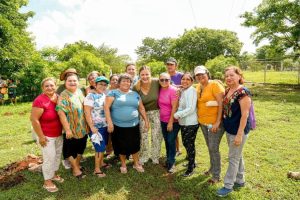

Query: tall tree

[0,0,35,77]
[171,28,242,71]
[241,0,300,59]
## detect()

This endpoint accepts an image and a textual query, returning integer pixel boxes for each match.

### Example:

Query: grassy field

[244,70,299,84]
[0,83,299,200]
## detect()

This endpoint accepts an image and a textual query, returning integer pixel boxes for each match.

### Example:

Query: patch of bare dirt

[0,154,42,190]
[3,112,13,116]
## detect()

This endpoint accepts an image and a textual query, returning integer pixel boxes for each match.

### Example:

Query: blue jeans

[161,121,180,169]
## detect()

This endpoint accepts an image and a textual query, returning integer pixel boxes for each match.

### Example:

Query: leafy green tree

[144,60,165,77]
[0,0,35,77]
[136,37,175,64]
[205,55,238,79]
[241,0,300,59]
[172,28,242,71]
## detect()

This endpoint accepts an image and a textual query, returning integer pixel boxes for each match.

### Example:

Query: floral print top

[223,86,251,135]
[84,92,107,128]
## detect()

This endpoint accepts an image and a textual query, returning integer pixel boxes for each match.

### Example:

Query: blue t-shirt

[107,89,140,127]
[223,87,251,135]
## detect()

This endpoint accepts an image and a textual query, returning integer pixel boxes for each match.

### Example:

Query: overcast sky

[23,0,262,60]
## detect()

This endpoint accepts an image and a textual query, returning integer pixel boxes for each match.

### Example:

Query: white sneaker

[62,160,71,169]
[168,165,176,174]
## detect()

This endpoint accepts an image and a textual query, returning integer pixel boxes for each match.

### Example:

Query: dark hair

[118,73,133,84]
[138,66,151,75]
[109,74,119,81]
[224,65,245,84]
[181,72,194,82]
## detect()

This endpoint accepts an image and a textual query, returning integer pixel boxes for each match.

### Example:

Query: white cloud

[27,0,262,60]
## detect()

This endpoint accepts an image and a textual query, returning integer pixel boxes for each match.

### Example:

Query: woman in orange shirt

[195,65,225,184]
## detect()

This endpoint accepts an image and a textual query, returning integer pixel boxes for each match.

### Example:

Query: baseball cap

[194,65,208,75]
[95,76,109,84]
[166,57,177,65]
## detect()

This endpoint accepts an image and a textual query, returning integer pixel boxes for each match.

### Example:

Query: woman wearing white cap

[195,65,225,184]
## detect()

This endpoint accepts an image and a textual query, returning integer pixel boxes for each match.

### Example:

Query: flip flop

[120,166,127,174]
[94,171,106,178]
[43,184,58,193]
[51,175,64,183]
[75,173,86,180]
[101,163,112,169]
[133,165,145,173]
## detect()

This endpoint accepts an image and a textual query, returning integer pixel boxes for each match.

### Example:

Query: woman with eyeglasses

[84,76,110,178]
[158,73,180,174]
[195,65,225,184]
[174,72,199,177]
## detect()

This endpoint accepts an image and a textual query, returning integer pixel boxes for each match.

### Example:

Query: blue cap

[95,76,109,84]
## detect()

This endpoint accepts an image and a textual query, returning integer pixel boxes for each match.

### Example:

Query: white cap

[194,65,208,75]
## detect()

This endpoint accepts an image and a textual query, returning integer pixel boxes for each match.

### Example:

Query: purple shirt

[170,72,183,86]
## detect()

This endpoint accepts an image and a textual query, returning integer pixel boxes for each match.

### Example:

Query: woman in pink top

[31,77,63,193]
[158,73,180,174]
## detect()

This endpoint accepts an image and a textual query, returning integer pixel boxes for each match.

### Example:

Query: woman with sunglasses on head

[174,72,199,177]
[195,65,225,184]
[158,73,180,174]
[133,66,163,165]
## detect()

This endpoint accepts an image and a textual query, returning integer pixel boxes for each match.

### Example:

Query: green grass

[244,70,299,84]
[0,83,299,199]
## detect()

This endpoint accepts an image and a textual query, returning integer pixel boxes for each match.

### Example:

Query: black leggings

[181,124,199,170]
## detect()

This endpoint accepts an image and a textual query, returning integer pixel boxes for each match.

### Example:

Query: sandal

[203,170,211,176]
[133,165,145,173]
[43,184,58,193]
[51,175,64,183]
[75,173,86,179]
[120,166,127,174]
[94,171,106,178]
[101,163,112,169]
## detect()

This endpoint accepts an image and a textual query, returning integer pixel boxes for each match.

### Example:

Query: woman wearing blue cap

[84,76,110,177]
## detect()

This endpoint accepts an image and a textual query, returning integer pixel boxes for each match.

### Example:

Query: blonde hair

[41,77,56,87]
[225,65,245,84]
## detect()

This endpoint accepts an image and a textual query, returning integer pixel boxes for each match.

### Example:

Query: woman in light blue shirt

[104,74,149,174]
[174,72,199,177]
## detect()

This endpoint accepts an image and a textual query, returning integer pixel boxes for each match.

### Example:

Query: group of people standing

[30,58,252,198]
[0,77,17,105]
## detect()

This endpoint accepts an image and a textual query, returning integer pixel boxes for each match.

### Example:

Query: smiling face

[109,75,119,89]
[181,74,193,89]
[95,81,108,93]
[119,78,131,92]
[195,72,209,85]
[126,64,136,77]
[139,69,151,84]
[225,68,241,87]
[65,74,79,92]
[88,73,98,86]
[159,73,171,88]
[42,80,56,96]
